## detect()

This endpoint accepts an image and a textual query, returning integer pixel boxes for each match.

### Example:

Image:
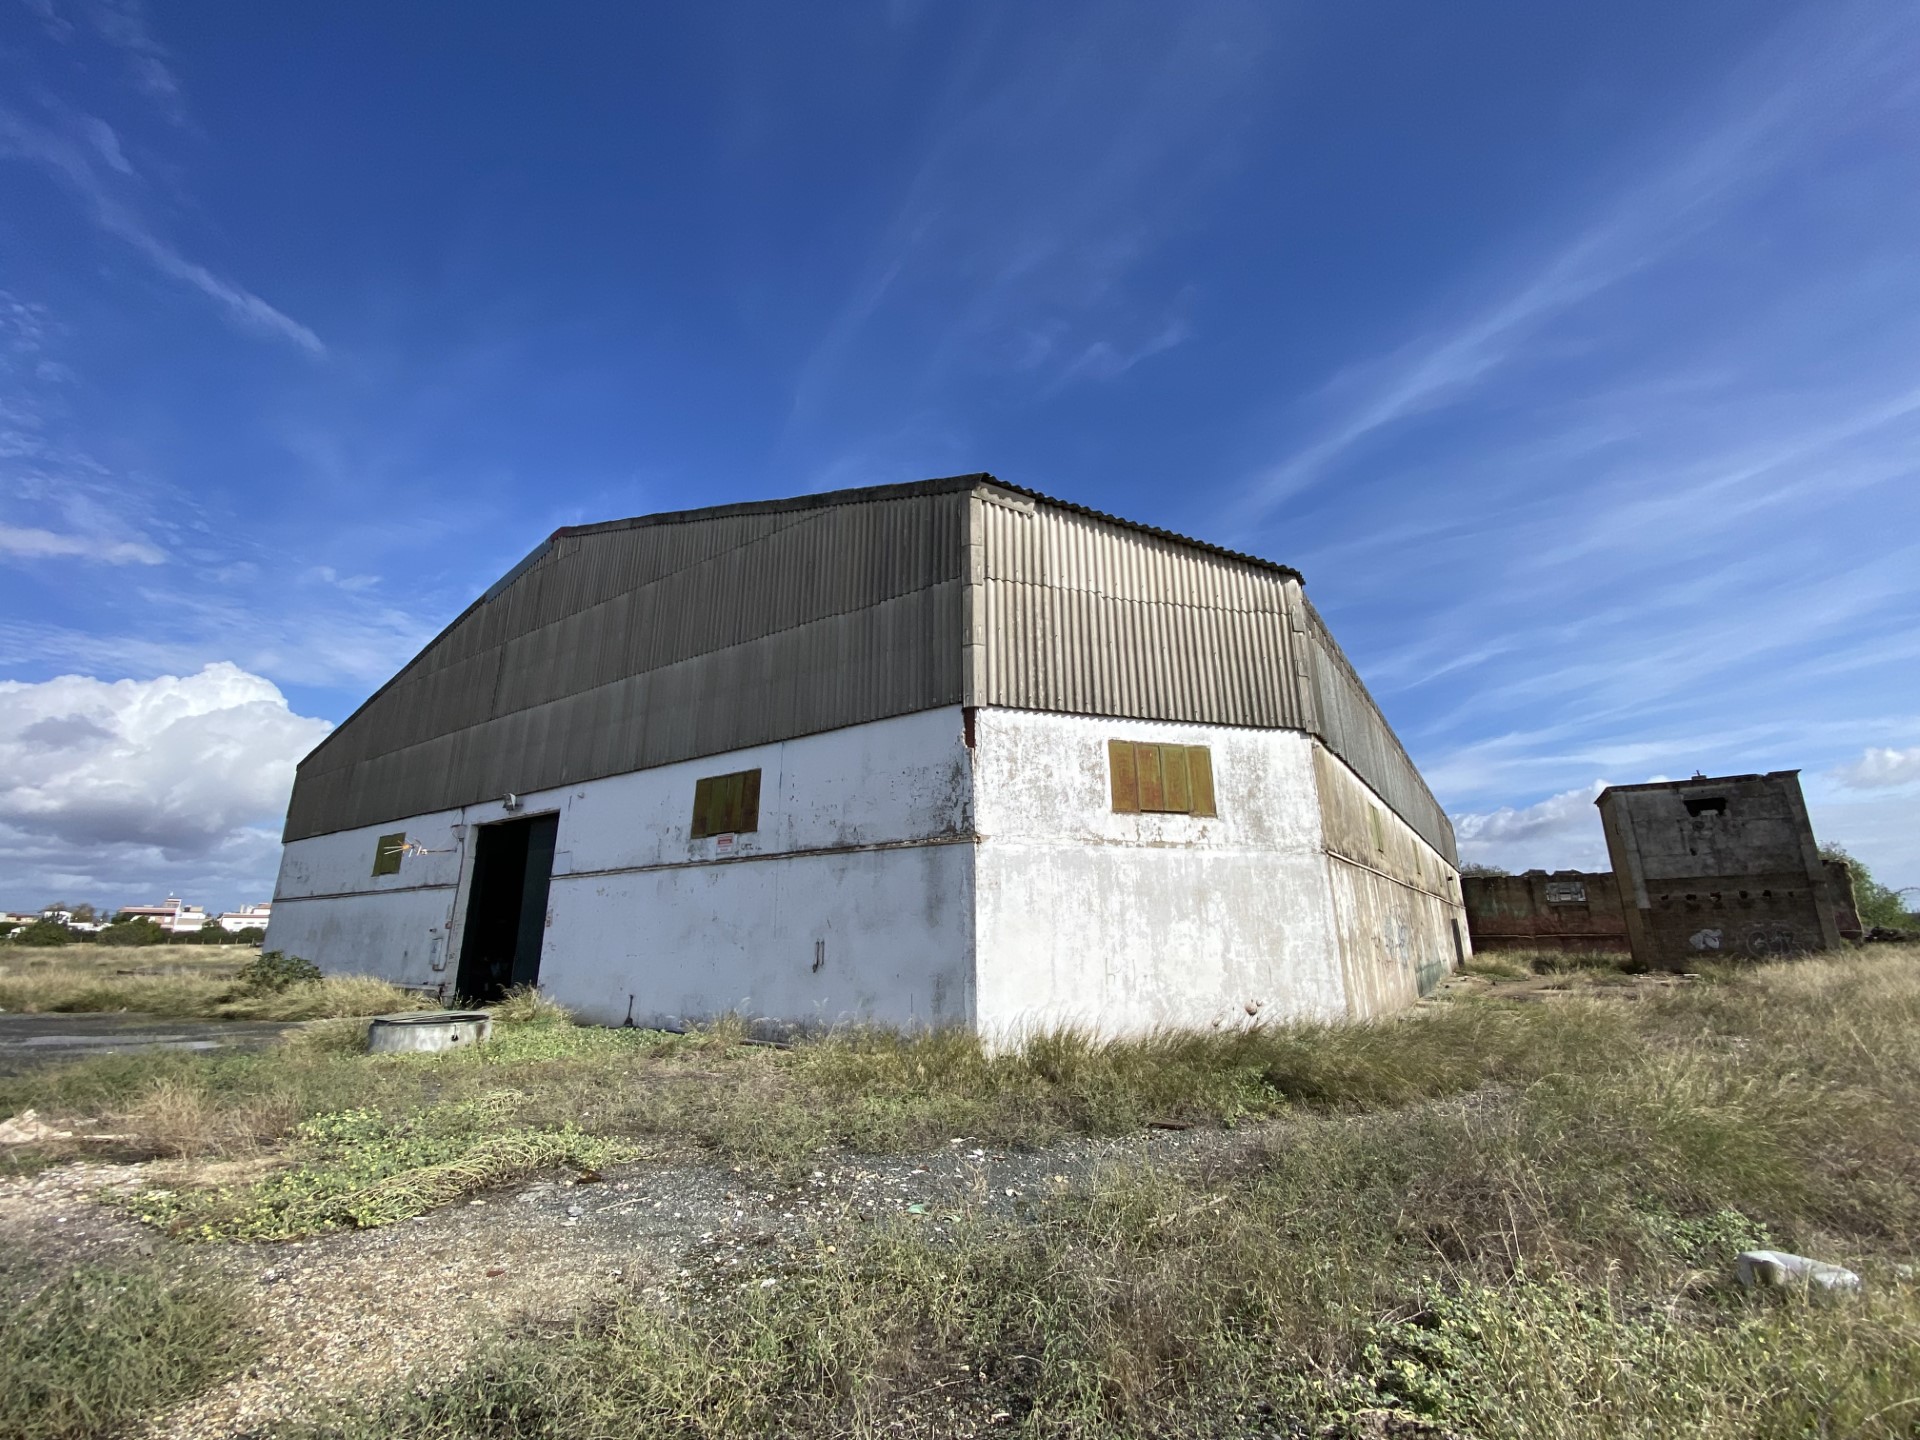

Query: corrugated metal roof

[287,486,969,841]
[552,473,1303,582]
[285,474,1453,861]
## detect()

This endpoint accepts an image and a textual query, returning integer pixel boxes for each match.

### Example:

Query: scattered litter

[0,1110,72,1144]
[1737,1250,1861,1294]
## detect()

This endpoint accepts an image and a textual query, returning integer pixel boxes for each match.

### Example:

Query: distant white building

[215,903,273,933]
[118,898,209,934]
[39,909,105,932]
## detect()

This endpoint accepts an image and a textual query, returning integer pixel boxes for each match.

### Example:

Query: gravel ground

[0,1124,1261,1438]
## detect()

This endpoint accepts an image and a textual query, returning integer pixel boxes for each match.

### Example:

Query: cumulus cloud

[0,664,330,908]
[1452,781,1612,873]
[1830,746,1920,790]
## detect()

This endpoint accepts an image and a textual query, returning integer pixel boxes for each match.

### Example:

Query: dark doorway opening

[455,813,558,1004]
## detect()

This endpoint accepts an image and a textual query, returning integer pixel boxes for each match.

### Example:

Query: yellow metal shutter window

[1186,746,1217,816]
[691,769,763,838]
[1109,740,1141,813]
[371,832,406,876]
[1108,741,1216,816]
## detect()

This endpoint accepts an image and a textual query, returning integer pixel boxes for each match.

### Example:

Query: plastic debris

[1736,1249,1861,1293]
[0,1110,72,1144]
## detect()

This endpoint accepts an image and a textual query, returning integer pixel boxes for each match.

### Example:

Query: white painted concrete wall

[969,709,1347,1037]
[269,701,1454,1038]
[269,806,467,988]
[268,706,975,1029]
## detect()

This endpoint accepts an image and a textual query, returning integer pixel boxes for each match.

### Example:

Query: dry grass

[122,1079,304,1159]
[1463,944,1638,979]
[0,944,428,1021]
[10,943,1920,1436]
[289,943,1920,1440]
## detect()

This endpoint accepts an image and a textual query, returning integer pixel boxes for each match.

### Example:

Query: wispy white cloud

[81,115,132,173]
[1279,36,1920,884]
[1051,303,1194,389]
[18,0,73,42]
[76,0,184,120]
[0,524,163,564]
[1233,3,1920,524]
[787,1,1270,429]
[0,108,323,354]
[307,566,382,594]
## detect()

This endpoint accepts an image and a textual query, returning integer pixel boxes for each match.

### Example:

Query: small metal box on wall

[1594,770,1845,969]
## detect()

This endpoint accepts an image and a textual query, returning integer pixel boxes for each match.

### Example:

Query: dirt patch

[0,1123,1265,1438]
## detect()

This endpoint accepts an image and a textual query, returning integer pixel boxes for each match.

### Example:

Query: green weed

[125,1091,638,1240]
[0,1249,255,1440]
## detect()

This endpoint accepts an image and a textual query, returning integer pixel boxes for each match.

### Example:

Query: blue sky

[1,0,1915,912]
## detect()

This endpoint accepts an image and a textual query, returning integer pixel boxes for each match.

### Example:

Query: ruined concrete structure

[267,474,1468,1036]
[1459,870,1628,954]
[1594,771,1845,969]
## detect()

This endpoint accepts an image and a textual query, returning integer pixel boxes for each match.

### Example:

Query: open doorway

[455,813,558,1004]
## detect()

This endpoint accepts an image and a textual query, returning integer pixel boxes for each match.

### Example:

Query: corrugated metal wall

[1302,600,1457,863]
[287,476,1457,863]
[968,491,1313,730]
[969,489,1456,862]
[286,490,969,840]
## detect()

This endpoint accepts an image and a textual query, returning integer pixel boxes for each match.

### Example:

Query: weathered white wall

[969,709,1347,1038]
[1312,743,1468,1017]
[268,806,467,988]
[268,706,976,1029]
[268,701,1457,1038]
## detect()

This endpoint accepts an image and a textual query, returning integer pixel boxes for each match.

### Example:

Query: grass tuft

[0,1249,255,1440]
[484,984,573,1026]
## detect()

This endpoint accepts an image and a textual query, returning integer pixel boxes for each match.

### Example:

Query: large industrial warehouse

[266,474,1468,1036]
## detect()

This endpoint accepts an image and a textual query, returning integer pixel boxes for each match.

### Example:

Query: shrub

[1822,844,1914,930]
[95,919,169,947]
[9,920,73,948]
[235,949,323,992]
